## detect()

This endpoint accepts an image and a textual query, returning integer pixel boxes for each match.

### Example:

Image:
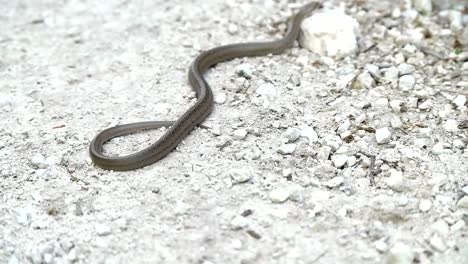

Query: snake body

[89,2,321,171]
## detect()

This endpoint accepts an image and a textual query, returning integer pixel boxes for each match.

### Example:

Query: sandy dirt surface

[1,0,468,263]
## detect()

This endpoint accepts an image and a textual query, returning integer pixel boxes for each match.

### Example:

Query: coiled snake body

[89,2,321,171]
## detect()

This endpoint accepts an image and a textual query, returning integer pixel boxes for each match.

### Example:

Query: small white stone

[214,92,227,104]
[337,119,351,134]
[354,72,375,89]
[431,220,450,235]
[300,10,360,59]
[391,116,404,129]
[398,63,415,76]
[236,63,253,79]
[418,99,432,110]
[365,64,380,76]
[284,128,301,142]
[323,177,344,188]
[316,146,332,161]
[31,153,48,169]
[15,207,34,226]
[227,23,239,35]
[331,154,348,168]
[269,187,290,203]
[277,144,296,155]
[233,129,248,140]
[429,234,447,252]
[376,127,392,144]
[453,95,466,108]
[431,142,446,155]
[450,220,466,232]
[399,75,416,91]
[8,255,19,264]
[256,83,276,96]
[463,62,468,70]
[390,100,405,112]
[428,174,448,187]
[385,169,404,192]
[453,139,465,149]
[229,168,255,184]
[386,242,414,264]
[115,218,128,231]
[95,223,112,236]
[375,98,389,108]
[463,186,468,195]
[230,216,249,230]
[419,199,432,212]
[448,10,463,31]
[443,119,459,132]
[457,196,468,208]
[300,126,319,143]
[413,0,432,14]
[385,67,400,86]
[397,195,409,206]
[375,239,389,252]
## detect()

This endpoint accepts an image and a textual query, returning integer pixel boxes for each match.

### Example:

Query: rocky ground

[1,0,468,263]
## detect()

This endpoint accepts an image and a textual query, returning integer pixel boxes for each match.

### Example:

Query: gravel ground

[1,0,468,263]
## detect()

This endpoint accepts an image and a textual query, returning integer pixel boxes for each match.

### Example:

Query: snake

[89,2,321,171]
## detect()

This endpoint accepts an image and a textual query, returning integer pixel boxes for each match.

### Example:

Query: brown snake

[89,2,321,171]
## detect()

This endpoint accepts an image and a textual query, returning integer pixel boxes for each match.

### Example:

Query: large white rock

[300,10,359,59]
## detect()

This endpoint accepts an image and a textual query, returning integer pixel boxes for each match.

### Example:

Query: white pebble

[316,146,332,161]
[413,0,432,13]
[457,196,468,208]
[463,186,468,195]
[229,168,255,184]
[419,199,432,212]
[398,63,415,76]
[385,169,404,192]
[323,177,344,188]
[214,92,227,104]
[331,154,348,168]
[236,63,253,79]
[448,10,463,31]
[284,128,301,142]
[300,10,359,59]
[431,220,449,235]
[230,216,249,230]
[399,75,416,91]
[453,95,466,108]
[300,126,319,143]
[227,23,239,35]
[255,83,276,96]
[418,99,432,110]
[354,72,375,89]
[233,129,248,140]
[269,187,290,203]
[443,119,459,132]
[30,153,48,169]
[429,234,447,252]
[385,67,400,86]
[375,127,392,144]
[95,223,112,236]
[277,144,296,155]
[386,242,414,264]
[431,142,446,155]
[390,100,405,112]
[450,220,466,232]
[15,207,34,226]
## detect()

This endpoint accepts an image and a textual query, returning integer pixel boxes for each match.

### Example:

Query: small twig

[368,155,376,186]
[413,44,448,60]
[310,249,328,263]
